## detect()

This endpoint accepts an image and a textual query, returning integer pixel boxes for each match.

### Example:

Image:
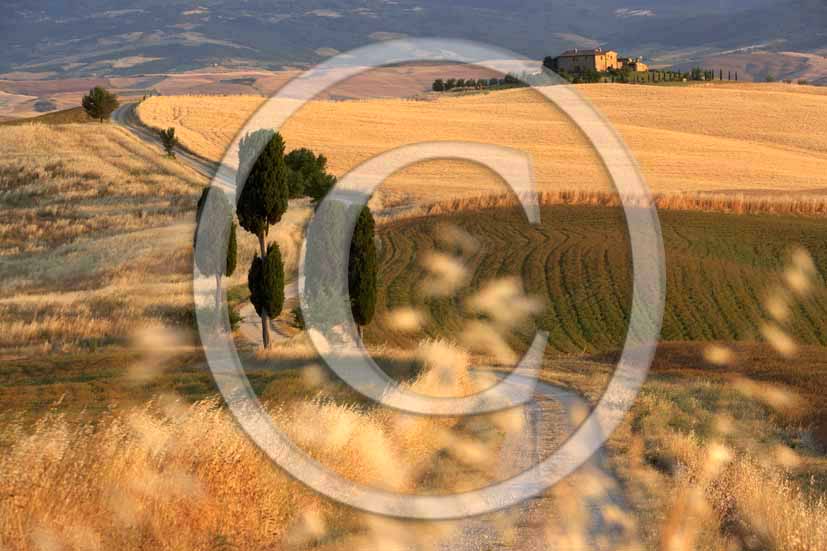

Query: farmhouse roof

[557,48,611,57]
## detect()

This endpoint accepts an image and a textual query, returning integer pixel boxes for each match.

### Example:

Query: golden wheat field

[0,118,827,551]
[0,338,531,550]
[137,83,827,209]
[0,123,310,352]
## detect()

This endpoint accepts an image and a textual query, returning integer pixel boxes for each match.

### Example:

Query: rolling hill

[1,0,823,80]
[135,83,827,210]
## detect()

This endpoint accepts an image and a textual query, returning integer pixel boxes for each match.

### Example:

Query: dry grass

[0,123,207,351]
[0,340,515,550]
[0,122,313,352]
[381,189,827,223]
[137,83,827,211]
[534,340,827,551]
[618,380,827,551]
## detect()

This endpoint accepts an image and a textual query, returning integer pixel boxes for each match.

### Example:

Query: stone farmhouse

[551,48,649,73]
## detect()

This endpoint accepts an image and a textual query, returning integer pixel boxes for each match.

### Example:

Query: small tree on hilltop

[82,87,119,123]
[236,132,290,348]
[160,127,178,158]
[195,187,237,314]
[348,206,377,337]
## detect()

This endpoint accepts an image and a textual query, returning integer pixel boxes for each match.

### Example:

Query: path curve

[112,104,636,548]
[112,103,231,190]
[441,373,635,550]
[113,102,294,347]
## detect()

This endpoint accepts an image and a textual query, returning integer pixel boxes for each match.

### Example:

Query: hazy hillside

[1,0,821,79]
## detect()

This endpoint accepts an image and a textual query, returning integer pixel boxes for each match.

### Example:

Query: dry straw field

[0,123,201,352]
[3,84,827,549]
[0,337,534,550]
[137,82,827,209]
[0,122,311,354]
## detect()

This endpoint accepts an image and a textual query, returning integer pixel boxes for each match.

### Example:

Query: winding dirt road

[111,104,636,549]
[113,102,296,346]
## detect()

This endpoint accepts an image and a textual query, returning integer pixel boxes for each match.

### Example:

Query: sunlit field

[2,81,827,550]
[137,83,827,210]
[0,123,310,355]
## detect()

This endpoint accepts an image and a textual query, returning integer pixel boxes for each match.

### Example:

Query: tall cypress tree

[248,242,285,334]
[226,223,237,278]
[236,132,290,347]
[348,206,377,336]
[195,188,237,313]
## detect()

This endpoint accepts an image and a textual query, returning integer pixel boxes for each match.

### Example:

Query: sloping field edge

[380,190,827,224]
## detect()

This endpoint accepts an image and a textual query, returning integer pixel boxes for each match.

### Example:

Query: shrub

[159,127,178,157]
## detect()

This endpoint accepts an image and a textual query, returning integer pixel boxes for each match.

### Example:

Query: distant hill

[610,0,827,67]
[0,107,92,126]
[1,0,820,79]
[671,51,827,84]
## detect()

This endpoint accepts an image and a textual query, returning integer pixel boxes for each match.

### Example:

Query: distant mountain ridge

[0,0,824,80]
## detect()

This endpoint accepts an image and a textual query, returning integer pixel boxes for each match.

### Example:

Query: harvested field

[136,83,827,210]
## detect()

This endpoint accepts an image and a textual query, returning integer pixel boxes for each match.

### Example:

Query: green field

[368,206,827,354]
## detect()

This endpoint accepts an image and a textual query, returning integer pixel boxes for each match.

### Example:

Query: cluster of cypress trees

[228,131,377,348]
[235,134,291,348]
[432,74,525,92]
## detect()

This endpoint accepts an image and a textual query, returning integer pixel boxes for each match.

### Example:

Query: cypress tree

[236,132,290,347]
[248,242,285,330]
[81,87,119,123]
[237,132,290,251]
[226,223,237,277]
[348,206,377,336]
[237,129,276,188]
[195,187,237,313]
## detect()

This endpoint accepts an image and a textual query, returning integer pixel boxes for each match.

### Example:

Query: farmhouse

[551,48,649,73]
